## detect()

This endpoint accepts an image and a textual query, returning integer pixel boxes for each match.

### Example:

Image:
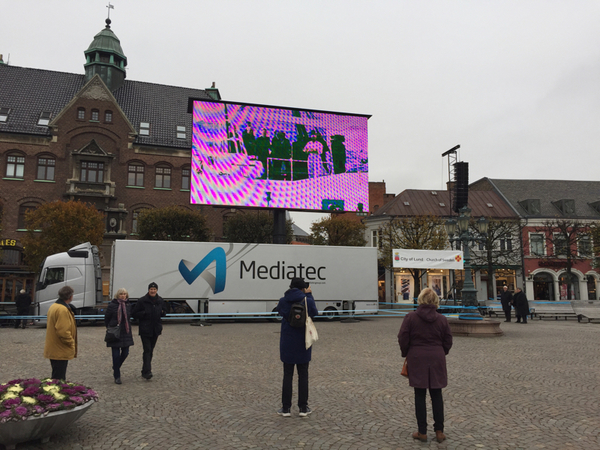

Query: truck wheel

[270,308,282,322]
[323,307,338,320]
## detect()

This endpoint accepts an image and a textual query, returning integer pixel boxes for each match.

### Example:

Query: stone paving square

[0,316,599,449]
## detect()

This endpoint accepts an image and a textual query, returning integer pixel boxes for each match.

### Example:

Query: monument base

[448,317,503,337]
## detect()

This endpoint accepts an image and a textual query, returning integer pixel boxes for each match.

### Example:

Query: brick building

[0,19,230,301]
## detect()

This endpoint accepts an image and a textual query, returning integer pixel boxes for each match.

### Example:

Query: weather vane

[107,2,114,19]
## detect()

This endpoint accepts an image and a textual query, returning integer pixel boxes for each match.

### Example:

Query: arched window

[128,163,145,187]
[37,156,56,180]
[6,152,25,178]
[18,202,40,229]
[131,209,148,234]
[155,164,171,188]
[77,107,85,120]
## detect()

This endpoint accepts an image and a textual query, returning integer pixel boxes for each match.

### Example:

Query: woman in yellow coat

[44,286,77,380]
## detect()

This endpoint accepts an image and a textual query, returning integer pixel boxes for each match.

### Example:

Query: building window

[18,202,39,229]
[371,230,381,248]
[132,209,147,234]
[554,233,567,256]
[579,235,592,257]
[139,122,150,136]
[0,107,11,122]
[176,126,186,139]
[155,166,171,188]
[91,109,99,121]
[37,112,52,126]
[530,233,545,256]
[77,108,85,120]
[6,154,25,178]
[37,157,55,180]
[128,163,144,186]
[500,238,512,251]
[81,161,104,183]
[104,110,113,123]
[181,166,190,190]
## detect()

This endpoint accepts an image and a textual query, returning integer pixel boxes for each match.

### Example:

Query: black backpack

[288,299,306,328]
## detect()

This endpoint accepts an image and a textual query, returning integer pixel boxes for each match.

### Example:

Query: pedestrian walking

[14,289,32,329]
[500,285,513,322]
[131,282,167,380]
[398,288,453,443]
[513,287,529,323]
[43,286,77,381]
[275,277,319,417]
[104,288,134,384]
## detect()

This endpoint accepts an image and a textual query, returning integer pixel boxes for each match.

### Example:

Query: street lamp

[445,206,488,319]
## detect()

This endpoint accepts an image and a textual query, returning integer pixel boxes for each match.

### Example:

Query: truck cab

[35,242,103,317]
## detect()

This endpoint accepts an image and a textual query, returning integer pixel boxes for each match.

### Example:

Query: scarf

[117,298,130,334]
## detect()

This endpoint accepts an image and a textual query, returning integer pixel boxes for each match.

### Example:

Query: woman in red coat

[398,288,453,443]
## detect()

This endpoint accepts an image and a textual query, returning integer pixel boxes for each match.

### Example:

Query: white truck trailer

[35,241,379,318]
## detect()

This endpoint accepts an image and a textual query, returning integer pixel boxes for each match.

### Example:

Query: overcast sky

[3,0,599,231]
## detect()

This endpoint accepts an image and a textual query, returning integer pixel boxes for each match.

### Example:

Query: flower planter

[0,400,93,449]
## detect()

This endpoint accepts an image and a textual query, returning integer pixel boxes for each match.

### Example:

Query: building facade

[470,178,600,300]
[364,187,522,304]
[0,19,229,301]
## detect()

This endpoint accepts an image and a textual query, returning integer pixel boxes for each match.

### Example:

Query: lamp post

[445,206,488,319]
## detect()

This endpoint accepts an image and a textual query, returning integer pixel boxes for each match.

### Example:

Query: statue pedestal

[448,317,503,337]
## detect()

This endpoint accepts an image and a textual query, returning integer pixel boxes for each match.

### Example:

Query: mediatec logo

[178,247,227,294]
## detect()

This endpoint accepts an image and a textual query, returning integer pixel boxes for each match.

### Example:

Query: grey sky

[3,0,599,232]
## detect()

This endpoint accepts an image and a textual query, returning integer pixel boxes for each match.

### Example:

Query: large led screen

[190,100,369,212]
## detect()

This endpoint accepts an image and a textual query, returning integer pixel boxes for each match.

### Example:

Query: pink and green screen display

[190,100,369,212]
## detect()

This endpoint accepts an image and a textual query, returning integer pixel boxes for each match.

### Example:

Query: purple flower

[33,405,45,414]
[37,394,55,403]
[3,398,21,407]
[15,406,28,416]
[62,388,77,395]
[22,386,40,396]
[0,410,11,418]
[70,396,84,404]
[46,403,61,411]
[62,401,75,408]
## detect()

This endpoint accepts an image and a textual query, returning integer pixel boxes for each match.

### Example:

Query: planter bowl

[0,400,93,449]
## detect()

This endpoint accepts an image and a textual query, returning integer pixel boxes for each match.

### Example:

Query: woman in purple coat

[398,288,453,443]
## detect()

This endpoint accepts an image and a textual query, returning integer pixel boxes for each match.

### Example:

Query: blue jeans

[112,346,130,379]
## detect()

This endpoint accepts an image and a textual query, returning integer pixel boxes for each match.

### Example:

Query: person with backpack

[276,277,319,417]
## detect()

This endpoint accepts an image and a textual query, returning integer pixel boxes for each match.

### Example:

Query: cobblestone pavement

[1,317,599,449]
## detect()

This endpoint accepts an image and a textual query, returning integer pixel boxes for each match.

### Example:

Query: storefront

[0,238,36,303]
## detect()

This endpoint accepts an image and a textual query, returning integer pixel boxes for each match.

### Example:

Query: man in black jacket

[132,282,168,379]
[513,287,529,324]
[499,285,513,322]
[14,289,32,329]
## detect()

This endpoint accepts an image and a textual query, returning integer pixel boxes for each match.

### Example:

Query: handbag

[401,359,409,378]
[104,323,121,343]
[304,297,319,349]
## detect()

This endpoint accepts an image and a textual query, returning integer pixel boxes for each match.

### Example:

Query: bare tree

[378,215,447,299]
[468,218,522,300]
[532,219,591,300]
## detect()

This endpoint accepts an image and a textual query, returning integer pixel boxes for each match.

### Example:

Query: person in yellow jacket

[44,286,77,380]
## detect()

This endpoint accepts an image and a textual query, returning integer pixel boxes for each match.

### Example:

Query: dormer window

[552,199,575,215]
[176,126,186,139]
[404,201,410,206]
[37,111,52,126]
[140,122,150,136]
[0,107,10,123]
[431,191,438,195]
[518,199,541,215]
[439,203,445,207]
[77,108,85,120]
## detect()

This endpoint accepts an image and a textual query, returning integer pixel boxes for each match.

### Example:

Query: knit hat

[148,282,158,290]
[289,277,308,290]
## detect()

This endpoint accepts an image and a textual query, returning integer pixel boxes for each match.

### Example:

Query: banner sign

[392,249,464,270]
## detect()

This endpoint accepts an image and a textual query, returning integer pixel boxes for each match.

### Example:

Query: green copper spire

[84,18,127,91]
